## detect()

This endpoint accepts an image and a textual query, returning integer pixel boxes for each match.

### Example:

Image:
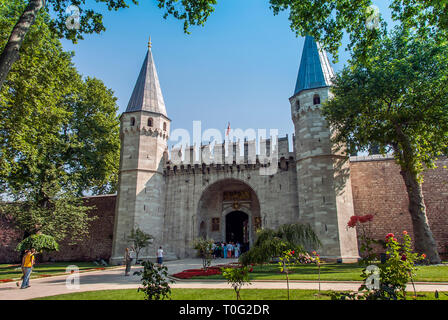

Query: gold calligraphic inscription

[223,191,251,202]
[254,217,262,230]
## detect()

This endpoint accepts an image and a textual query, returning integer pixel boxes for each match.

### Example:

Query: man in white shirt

[157,246,163,265]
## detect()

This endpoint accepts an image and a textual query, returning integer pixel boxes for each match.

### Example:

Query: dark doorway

[226,211,249,245]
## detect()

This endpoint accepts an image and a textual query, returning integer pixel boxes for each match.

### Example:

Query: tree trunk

[393,125,441,264]
[399,168,441,264]
[0,0,43,90]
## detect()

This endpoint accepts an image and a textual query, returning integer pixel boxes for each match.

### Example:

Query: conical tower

[290,36,359,262]
[111,37,170,264]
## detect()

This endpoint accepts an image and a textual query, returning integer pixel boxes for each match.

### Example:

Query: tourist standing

[20,248,35,289]
[235,243,240,258]
[157,246,164,265]
[124,247,132,276]
[223,243,227,259]
[227,242,233,258]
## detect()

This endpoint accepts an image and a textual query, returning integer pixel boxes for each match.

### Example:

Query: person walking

[20,248,35,289]
[16,250,29,287]
[124,247,133,276]
[157,246,164,265]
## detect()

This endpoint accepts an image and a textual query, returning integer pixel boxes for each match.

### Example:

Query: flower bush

[347,214,378,265]
[373,231,426,299]
[331,231,426,300]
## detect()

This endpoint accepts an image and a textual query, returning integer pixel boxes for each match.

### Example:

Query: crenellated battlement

[163,135,295,175]
[121,124,170,141]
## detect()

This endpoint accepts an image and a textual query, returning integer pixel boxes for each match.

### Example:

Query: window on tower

[163,122,167,131]
[296,100,300,111]
[313,94,321,105]
[130,117,136,126]
[148,118,153,127]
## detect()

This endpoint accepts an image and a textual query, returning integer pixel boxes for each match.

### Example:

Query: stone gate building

[110,36,361,263]
[2,38,447,264]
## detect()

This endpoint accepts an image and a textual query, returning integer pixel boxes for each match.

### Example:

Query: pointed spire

[294,36,335,95]
[125,37,167,116]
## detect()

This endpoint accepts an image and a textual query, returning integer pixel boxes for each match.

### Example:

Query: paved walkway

[1,258,447,300]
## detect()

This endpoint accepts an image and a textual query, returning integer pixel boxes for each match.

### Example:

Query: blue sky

[61,0,392,147]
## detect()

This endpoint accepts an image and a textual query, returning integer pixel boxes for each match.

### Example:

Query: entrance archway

[225,211,249,244]
[196,178,261,248]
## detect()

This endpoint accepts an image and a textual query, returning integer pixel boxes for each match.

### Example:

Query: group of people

[16,248,36,289]
[211,242,242,259]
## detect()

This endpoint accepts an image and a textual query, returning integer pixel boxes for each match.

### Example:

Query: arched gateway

[196,179,261,249]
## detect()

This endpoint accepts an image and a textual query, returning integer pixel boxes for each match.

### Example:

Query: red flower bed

[0,279,13,283]
[172,266,223,279]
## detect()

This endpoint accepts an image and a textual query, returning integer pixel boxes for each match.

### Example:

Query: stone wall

[350,156,448,259]
[0,214,23,263]
[1,157,447,263]
[0,195,116,264]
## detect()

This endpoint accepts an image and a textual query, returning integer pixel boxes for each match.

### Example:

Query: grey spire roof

[294,36,335,95]
[125,47,167,116]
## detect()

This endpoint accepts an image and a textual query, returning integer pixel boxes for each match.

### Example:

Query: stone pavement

[1,258,447,300]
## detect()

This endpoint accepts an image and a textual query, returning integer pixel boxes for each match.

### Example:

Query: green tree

[129,228,153,263]
[322,27,448,264]
[269,0,448,61]
[0,4,120,248]
[221,266,251,300]
[0,0,218,90]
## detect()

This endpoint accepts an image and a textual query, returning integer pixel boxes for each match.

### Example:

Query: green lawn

[190,262,448,282]
[34,288,448,300]
[0,262,118,281]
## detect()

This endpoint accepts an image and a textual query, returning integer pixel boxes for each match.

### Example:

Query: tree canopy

[0,2,120,246]
[322,26,448,263]
[269,0,448,61]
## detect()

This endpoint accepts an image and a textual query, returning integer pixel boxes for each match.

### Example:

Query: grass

[34,288,448,300]
[189,262,448,282]
[0,262,118,281]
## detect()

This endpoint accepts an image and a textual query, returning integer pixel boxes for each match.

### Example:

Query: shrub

[193,238,214,270]
[133,260,174,300]
[16,234,59,253]
[221,266,251,300]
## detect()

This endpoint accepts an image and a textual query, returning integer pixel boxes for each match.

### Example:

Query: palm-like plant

[239,223,321,266]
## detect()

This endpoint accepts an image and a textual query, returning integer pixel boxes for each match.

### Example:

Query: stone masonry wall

[1,158,447,263]
[350,157,448,259]
[0,195,116,264]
